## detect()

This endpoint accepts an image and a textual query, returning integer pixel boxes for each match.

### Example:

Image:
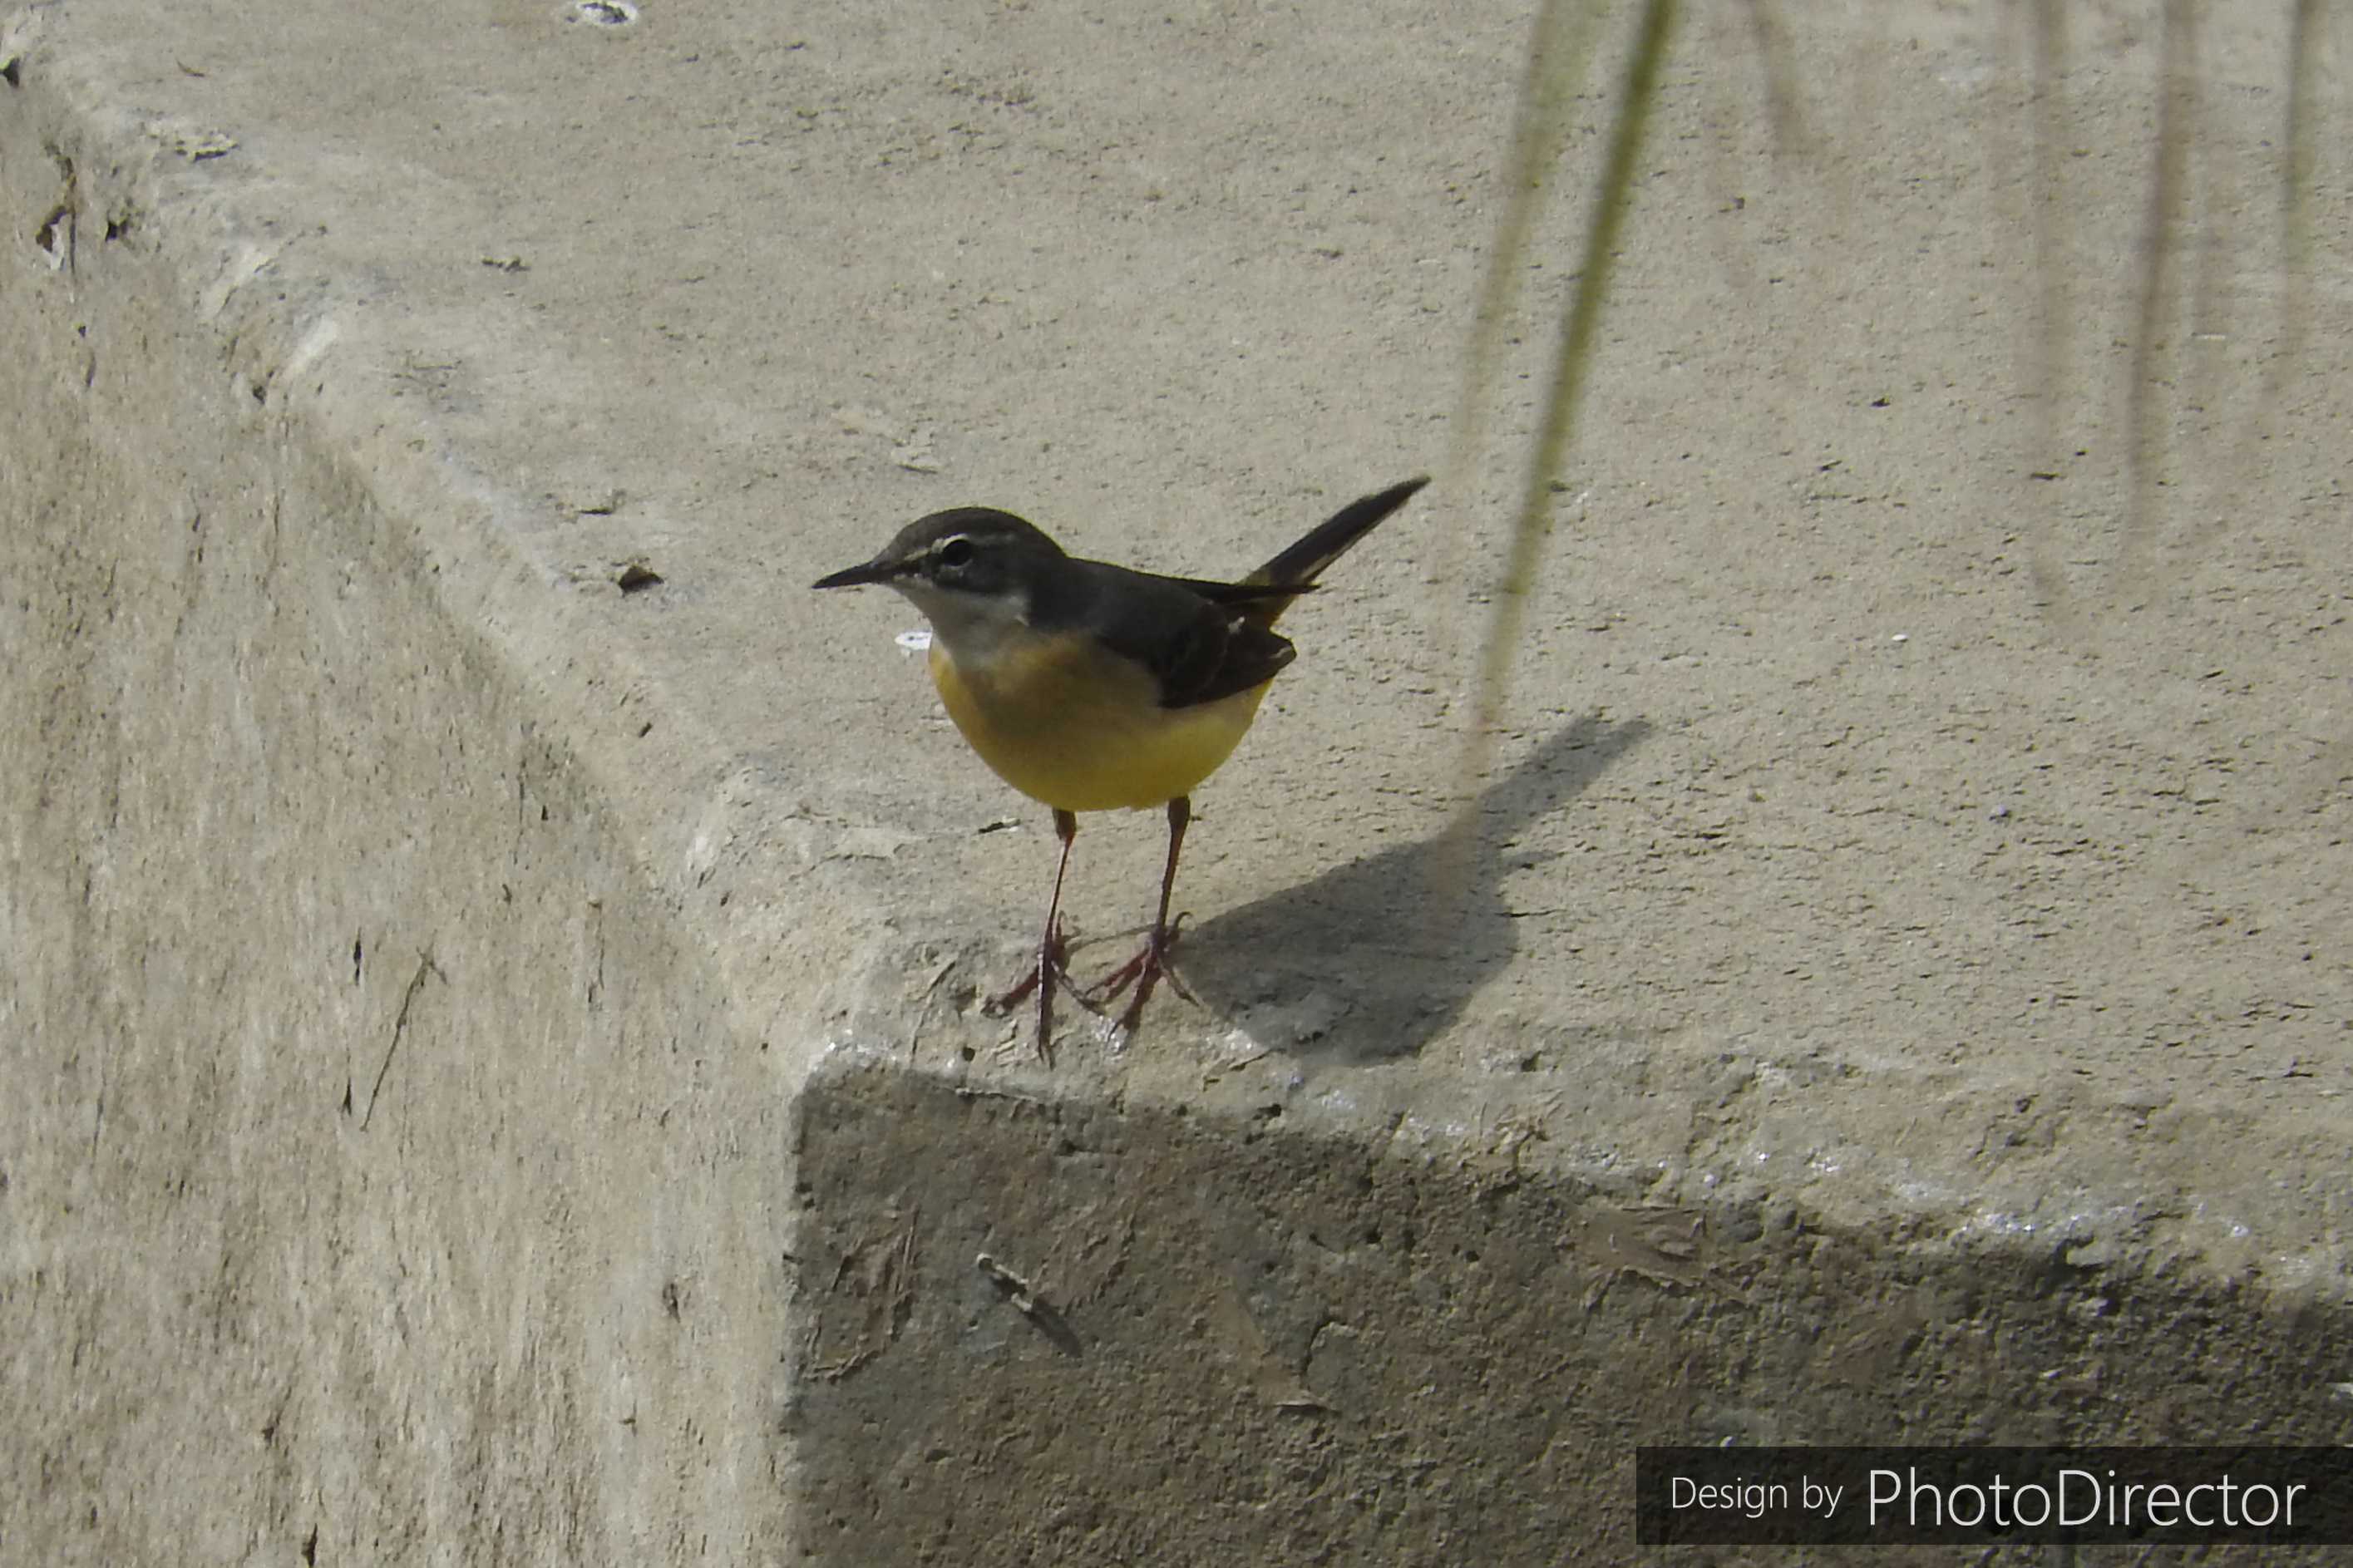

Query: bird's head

[813,507,1068,646]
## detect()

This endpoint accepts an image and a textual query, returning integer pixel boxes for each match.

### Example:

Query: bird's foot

[982,921,1093,1063]
[1084,913,1198,1034]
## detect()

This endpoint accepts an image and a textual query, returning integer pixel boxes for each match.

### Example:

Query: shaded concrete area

[3,0,2347,1562]
[1177,713,1656,1063]
[793,1063,2352,1562]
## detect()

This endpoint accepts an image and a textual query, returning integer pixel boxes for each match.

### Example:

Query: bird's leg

[983,808,1086,1061]
[1088,796,1201,1031]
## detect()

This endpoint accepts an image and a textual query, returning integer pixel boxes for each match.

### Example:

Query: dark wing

[1041,560,1297,711]
[1038,476,1427,710]
[1143,605,1296,708]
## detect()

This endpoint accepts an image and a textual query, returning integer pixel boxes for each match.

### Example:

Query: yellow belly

[930,638,1271,812]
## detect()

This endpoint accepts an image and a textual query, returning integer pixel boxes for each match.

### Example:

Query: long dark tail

[1156,476,1428,624]
[1249,476,1429,589]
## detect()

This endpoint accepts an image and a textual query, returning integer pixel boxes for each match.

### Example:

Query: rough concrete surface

[2,0,2347,1562]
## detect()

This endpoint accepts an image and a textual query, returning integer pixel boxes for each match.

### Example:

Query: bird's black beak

[811,555,898,591]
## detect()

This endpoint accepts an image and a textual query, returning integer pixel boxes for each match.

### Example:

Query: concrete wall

[2,90,794,1564]
[788,1066,2353,1562]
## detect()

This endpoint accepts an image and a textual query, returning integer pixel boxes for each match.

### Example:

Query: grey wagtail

[813,474,1429,1055]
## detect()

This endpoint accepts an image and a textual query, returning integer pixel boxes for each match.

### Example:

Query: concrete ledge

[5,2,2349,1563]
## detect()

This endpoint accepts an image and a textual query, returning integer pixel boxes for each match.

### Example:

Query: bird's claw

[983,921,1098,1063]
[1084,912,1197,1033]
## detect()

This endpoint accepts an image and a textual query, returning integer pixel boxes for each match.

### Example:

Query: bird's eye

[937,536,977,570]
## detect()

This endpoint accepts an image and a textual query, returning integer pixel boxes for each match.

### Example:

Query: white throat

[891,579,1032,667]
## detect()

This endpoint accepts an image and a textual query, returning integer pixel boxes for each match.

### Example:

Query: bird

[812,475,1429,1058]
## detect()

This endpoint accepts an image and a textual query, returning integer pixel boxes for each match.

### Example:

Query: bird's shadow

[1172,713,1652,1063]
